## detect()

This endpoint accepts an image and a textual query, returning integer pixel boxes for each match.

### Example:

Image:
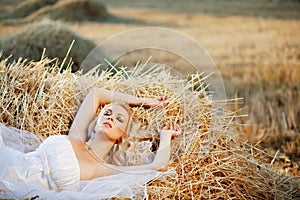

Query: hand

[142,96,170,108]
[160,121,182,138]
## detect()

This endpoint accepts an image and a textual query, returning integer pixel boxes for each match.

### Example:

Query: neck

[86,131,116,162]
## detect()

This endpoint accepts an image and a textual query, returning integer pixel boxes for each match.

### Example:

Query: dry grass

[0,57,76,136]
[0,56,299,199]
[228,65,300,160]
[147,133,300,199]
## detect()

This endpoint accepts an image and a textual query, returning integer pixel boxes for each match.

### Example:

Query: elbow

[153,163,169,171]
[152,160,169,170]
[91,87,105,93]
[90,88,106,99]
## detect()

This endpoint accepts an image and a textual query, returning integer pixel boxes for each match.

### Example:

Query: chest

[77,151,113,180]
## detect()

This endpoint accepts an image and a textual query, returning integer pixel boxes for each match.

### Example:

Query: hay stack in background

[28,0,108,22]
[0,19,96,72]
[0,0,58,20]
[0,0,109,25]
[0,57,299,199]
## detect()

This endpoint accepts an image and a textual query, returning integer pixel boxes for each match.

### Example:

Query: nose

[107,116,113,121]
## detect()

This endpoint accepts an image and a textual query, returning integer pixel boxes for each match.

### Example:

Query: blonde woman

[0,87,181,198]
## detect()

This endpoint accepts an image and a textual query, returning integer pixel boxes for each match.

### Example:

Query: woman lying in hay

[0,87,183,199]
[1,57,298,199]
[0,54,193,199]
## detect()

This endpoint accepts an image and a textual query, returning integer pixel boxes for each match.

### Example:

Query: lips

[103,122,112,128]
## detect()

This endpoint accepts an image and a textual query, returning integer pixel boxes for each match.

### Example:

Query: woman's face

[95,104,130,142]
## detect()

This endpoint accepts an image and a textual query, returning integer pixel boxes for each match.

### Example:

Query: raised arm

[68,88,166,141]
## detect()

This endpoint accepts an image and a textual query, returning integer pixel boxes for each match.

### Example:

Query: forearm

[152,132,172,168]
[93,88,147,106]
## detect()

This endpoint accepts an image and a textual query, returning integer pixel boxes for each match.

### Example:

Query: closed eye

[116,116,125,123]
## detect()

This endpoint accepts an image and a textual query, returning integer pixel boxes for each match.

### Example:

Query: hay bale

[0,0,109,25]
[0,19,96,72]
[0,57,299,199]
[29,0,108,22]
[0,0,58,20]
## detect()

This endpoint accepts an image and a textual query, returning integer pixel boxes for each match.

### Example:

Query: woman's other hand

[142,96,170,108]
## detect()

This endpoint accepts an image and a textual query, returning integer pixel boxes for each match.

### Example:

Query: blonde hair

[86,102,155,166]
[108,118,155,166]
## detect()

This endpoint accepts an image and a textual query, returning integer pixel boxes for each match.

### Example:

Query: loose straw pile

[0,57,299,199]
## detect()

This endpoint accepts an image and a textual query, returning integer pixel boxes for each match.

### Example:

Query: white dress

[0,123,175,199]
[0,131,80,196]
